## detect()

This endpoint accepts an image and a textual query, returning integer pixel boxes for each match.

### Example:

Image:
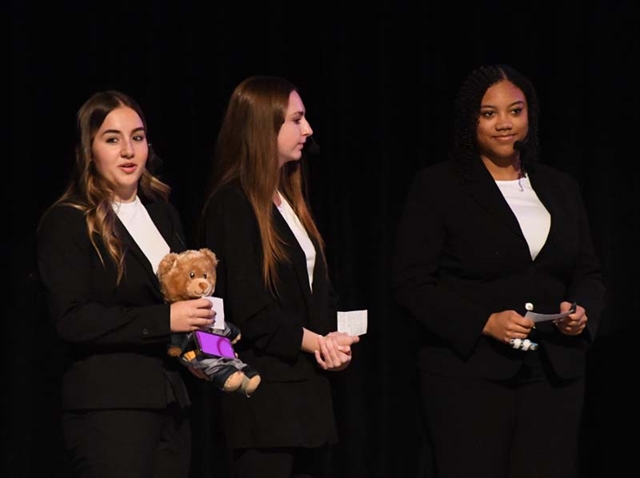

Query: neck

[481,156,522,181]
[114,188,138,203]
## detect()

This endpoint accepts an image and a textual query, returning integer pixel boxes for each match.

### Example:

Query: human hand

[325,331,360,347]
[170,298,216,333]
[553,302,587,336]
[483,310,535,345]
[314,333,358,371]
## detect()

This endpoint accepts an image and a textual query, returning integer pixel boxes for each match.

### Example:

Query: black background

[7,1,639,477]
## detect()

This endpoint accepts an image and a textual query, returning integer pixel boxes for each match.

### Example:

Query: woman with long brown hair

[200,76,359,478]
[37,90,214,478]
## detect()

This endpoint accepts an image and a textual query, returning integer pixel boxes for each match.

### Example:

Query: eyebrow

[481,100,525,109]
[99,126,145,136]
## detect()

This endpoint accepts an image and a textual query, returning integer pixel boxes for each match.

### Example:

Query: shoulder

[530,163,573,179]
[406,161,458,198]
[37,203,88,247]
[529,163,580,190]
[211,182,247,202]
[203,183,251,216]
[38,203,85,232]
[144,198,181,222]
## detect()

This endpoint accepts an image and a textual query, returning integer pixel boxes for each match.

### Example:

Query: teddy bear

[156,248,261,396]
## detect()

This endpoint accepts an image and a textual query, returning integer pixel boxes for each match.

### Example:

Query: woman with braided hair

[392,64,605,478]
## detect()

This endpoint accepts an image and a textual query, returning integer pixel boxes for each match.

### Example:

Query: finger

[314,350,328,370]
[319,340,338,368]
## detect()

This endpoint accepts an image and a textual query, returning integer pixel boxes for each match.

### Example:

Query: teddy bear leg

[222,371,244,392]
[239,366,261,397]
[209,365,244,392]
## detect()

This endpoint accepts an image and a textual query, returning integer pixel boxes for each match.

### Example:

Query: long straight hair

[203,76,325,291]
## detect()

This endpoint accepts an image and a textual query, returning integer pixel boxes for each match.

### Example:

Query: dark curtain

[8,1,638,477]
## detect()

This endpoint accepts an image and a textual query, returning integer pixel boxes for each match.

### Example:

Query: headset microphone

[307,136,320,154]
[513,140,526,152]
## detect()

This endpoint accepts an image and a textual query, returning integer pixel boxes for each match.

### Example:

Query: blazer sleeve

[391,167,497,358]
[200,187,304,360]
[563,176,606,340]
[37,205,172,347]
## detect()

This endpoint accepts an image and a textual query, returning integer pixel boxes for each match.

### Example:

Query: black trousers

[230,445,330,478]
[62,405,191,478]
[420,353,585,478]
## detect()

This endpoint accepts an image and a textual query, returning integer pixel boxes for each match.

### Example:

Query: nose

[120,139,135,158]
[496,114,513,131]
[303,119,313,136]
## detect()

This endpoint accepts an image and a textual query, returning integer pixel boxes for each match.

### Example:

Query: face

[91,106,148,202]
[277,91,313,167]
[476,80,529,164]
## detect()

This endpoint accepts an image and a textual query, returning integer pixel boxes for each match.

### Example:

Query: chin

[282,156,301,166]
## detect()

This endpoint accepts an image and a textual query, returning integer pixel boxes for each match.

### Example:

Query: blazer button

[142,328,150,336]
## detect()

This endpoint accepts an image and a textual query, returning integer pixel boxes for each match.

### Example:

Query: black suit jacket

[37,199,190,410]
[200,184,338,448]
[393,160,605,380]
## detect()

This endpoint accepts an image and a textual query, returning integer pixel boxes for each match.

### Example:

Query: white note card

[337,310,368,336]
[525,309,573,323]
[203,296,225,329]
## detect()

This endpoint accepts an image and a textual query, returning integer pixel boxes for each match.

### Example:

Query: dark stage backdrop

[8,1,638,477]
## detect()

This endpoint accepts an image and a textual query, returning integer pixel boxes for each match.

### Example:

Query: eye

[480,111,495,118]
[511,107,523,115]
[203,272,208,279]
[105,137,120,144]
[189,271,195,279]
[133,134,146,142]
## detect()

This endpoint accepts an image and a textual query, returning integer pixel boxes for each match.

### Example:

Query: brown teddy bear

[157,248,261,396]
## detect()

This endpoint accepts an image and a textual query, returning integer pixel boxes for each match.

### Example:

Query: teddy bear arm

[220,321,242,343]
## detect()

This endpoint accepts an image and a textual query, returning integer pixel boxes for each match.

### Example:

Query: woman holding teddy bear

[37,90,213,478]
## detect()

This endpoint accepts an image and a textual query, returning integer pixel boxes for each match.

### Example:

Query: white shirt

[275,192,316,290]
[495,176,550,260]
[112,196,170,272]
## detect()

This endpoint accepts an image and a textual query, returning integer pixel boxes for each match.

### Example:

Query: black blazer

[393,160,605,380]
[200,184,337,448]
[37,200,190,410]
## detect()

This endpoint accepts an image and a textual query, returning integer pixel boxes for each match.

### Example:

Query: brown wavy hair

[203,76,325,291]
[46,90,170,283]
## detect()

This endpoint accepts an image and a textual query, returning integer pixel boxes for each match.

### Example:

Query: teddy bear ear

[157,253,178,277]
[200,248,219,266]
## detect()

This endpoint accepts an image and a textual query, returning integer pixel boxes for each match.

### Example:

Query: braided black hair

[449,64,540,180]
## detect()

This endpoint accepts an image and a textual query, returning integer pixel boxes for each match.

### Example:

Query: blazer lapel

[115,219,162,289]
[526,167,558,261]
[115,202,176,300]
[462,159,526,238]
[145,201,185,251]
[273,208,313,310]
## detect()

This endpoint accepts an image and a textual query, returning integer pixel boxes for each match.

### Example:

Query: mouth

[493,135,516,142]
[119,162,138,173]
